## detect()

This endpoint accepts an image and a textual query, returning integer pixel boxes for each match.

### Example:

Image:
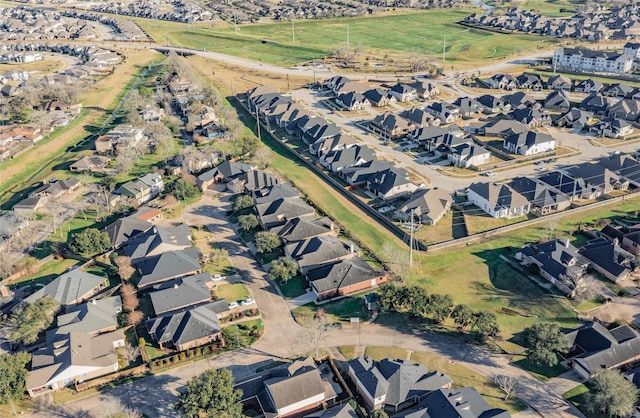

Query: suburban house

[148,272,215,316]
[579,93,610,115]
[24,270,109,309]
[565,322,640,379]
[552,47,634,74]
[260,357,337,417]
[196,161,257,191]
[486,74,517,90]
[27,329,125,397]
[401,108,440,128]
[285,235,357,274]
[306,257,387,301]
[252,183,299,206]
[608,98,640,121]
[508,108,551,128]
[255,197,315,230]
[600,223,640,256]
[132,247,202,289]
[30,179,81,200]
[546,74,572,91]
[305,404,357,418]
[104,217,153,249]
[466,119,527,137]
[69,155,111,172]
[476,94,511,114]
[519,239,588,295]
[319,144,376,173]
[566,163,629,195]
[425,102,461,124]
[339,160,395,187]
[363,89,397,107]
[515,73,543,90]
[389,83,417,102]
[121,224,192,262]
[544,90,571,111]
[394,387,510,418]
[145,302,222,351]
[537,171,599,201]
[579,238,632,283]
[555,108,593,129]
[508,177,570,215]
[336,92,371,111]
[347,357,452,413]
[452,97,484,118]
[366,167,418,201]
[370,112,414,140]
[467,182,531,219]
[310,134,358,157]
[409,80,440,99]
[597,153,640,187]
[394,188,453,226]
[503,131,555,156]
[502,91,539,110]
[118,172,164,205]
[45,296,122,344]
[575,78,603,94]
[602,83,634,98]
[449,142,491,168]
[590,117,633,138]
[270,217,337,244]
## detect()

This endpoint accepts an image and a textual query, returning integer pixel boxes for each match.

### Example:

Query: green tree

[255,231,280,254]
[378,284,402,313]
[68,228,111,255]
[0,352,31,405]
[238,214,258,232]
[426,293,453,323]
[522,323,567,367]
[407,286,429,318]
[451,304,474,330]
[269,257,298,283]
[233,195,253,211]
[369,410,388,418]
[8,297,59,345]
[586,369,639,417]
[168,178,200,201]
[470,311,500,341]
[178,368,244,418]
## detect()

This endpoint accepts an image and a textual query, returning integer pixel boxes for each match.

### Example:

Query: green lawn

[142,9,550,69]
[512,355,567,381]
[277,275,308,299]
[292,296,370,324]
[564,383,608,418]
[363,346,409,361]
[11,258,78,287]
[213,283,251,303]
[223,319,264,348]
[411,351,527,413]
[338,346,357,360]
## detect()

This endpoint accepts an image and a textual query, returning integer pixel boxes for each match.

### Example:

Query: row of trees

[377,284,500,341]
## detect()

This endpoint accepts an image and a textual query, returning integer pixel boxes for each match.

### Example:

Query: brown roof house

[27,329,125,397]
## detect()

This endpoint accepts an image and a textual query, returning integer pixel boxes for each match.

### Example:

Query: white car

[240,298,255,306]
[485,171,497,177]
[228,302,239,309]
[212,274,226,282]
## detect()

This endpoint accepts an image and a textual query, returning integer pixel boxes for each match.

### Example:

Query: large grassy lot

[141,9,551,68]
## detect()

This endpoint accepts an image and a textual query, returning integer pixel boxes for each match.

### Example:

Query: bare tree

[302,314,332,358]
[121,283,139,313]
[494,375,518,401]
[123,342,141,363]
[572,274,600,304]
[95,395,143,418]
[126,310,144,327]
[115,148,136,175]
[114,256,135,281]
[253,146,273,169]
[382,242,410,280]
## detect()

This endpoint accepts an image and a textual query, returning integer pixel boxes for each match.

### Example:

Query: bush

[239,324,248,331]
[179,352,186,361]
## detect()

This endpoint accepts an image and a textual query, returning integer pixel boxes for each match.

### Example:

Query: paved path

[29,192,585,418]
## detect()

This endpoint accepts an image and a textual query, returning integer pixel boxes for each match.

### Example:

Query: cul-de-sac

[3,1,640,417]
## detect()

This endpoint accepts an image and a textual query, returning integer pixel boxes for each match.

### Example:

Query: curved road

[30,192,583,418]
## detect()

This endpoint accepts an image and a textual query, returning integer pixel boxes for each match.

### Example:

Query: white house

[503,131,555,156]
[468,182,531,219]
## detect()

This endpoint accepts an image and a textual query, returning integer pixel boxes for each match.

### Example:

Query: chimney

[174,283,179,289]
[350,242,355,253]
[330,221,334,231]
[564,238,570,247]
[91,299,97,305]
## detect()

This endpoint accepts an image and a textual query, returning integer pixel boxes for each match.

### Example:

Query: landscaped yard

[410,351,527,413]
[11,258,78,288]
[213,283,251,304]
[292,296,370,324]
[463,208,535,235]
[223,319,264,348]
[277,275,308,299]
[338,346,356,360]
[512,354,566,381]
[564,383,608,418]
[363,346,409,361]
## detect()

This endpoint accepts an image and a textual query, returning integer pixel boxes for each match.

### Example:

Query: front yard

[213,283,251,304]
[292,295,371,324]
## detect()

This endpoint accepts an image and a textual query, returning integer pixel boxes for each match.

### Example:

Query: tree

[522,323,567,367]
[115,148,137,176]
[7,297,59,345]
[382,242,409,279]
[254,231,280,255]
[586,369,639,417]
[100,395,143,418]
[494,375,518,401]
[177,368,244,418]
[407,286,429,318]
[252,146,273,169]
[168,178,200,202]
[206,248,229,266]
[123,343,141,363]
[126,310,144,327]
[369,410,389,418]
[238,214,258,232]
[121,283,140,313]
[269,257,298,283]
[0,352,31,405]
[470,311,499,341]
[426,293,453,323]
[68,228,111,255]
[114,256,135,281]
[233,195,253,211]
[451,304,475,331]
[303,315,331,358]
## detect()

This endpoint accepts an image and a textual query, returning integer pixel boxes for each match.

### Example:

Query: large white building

[553,47,633,74]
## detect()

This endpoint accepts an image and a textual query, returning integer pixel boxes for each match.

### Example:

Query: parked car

[240,298,255,306]
[485,171,497,177]
[228,302,239,309]
[212,274,226,282]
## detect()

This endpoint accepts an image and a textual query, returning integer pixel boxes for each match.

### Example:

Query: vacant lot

[142,9,551,69]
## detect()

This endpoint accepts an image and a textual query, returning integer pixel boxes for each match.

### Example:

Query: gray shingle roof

[24,270,107,307]
[348,357,389,398]
[133,247,202,288]
[270,216,334,243]
[122,224,192,261]
[264,368,326,412]
[145,302,221,348]
[149,272,212,315]
[306,257,383,295]
[256,197,315,229]
[377,359,453,406]
[45,296,122,344]
[396,388,510,418]
[286,235,356,272]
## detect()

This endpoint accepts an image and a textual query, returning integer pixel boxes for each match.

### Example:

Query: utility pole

[442,35,446,63]
[255,108,261,140]
[234,15,238,34]
[292,19,295,43]
[347,24,350,51]
[409,208,414,268]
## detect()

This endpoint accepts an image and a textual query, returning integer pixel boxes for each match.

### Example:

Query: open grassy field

[141,9,551,69]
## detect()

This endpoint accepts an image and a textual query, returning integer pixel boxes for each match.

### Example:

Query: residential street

[28,192,584,418]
